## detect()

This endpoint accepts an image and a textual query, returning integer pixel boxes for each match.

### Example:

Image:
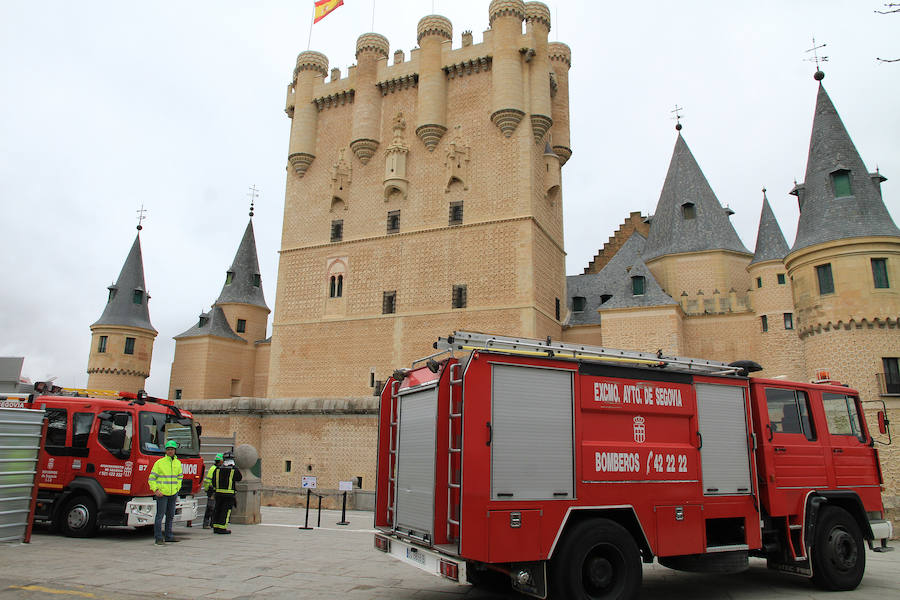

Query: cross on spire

[136,204,147,231]
[247,184,259,218]
[805,37,828,80]
[671,104,684,131]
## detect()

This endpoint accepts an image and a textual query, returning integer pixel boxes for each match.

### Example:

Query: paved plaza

[0,507,897,599]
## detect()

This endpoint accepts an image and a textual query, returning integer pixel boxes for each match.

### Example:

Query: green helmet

[165,440,178,449]
[215,453,224,461]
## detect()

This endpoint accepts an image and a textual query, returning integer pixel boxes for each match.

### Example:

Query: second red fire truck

[374,331,893,599]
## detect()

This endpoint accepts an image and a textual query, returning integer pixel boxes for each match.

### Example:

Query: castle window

[124,337,136,355]
[816,263,834,295]
[175,389,182,400]
[107,288,117,303]
[452,284,467,309]
[681,202,696,220]
[882,358,900,395]
[600,294,612,305]
[285,460,292,473]
[631,276,645,296]
[337,275,343,297]
[225,271,234,285]
[449,201,464,226]
[387,210,400,234]
[329,276,336,298]
[872,258,889,289]
[383,291,396,314]
[555,298,561,321]
[761,315,768,332]
[831,170,852,198]
[133,290,143,304]
[199,314,209,327]
[237,319,247,333]
[97,336,108,353]
[784,313,793,330]
[573,296,586,312]
[756,277,762,289]
[331,219,343,242]
[777,273,786,285]
[230,379,240,397]
[253,274,261,287]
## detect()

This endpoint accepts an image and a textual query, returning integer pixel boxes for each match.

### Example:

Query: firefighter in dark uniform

[211,451,242,534]
[201,453,223,529]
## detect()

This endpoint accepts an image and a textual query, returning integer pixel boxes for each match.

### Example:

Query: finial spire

[805,37,828,80]
[136,204,147,231]
[247,184,259,218]
[762,186,767,197]
[671,104,684,131]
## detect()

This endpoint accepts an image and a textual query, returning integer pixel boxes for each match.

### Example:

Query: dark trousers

[154,494,177,541]
[212,493,235,530]
[203,493,216,527]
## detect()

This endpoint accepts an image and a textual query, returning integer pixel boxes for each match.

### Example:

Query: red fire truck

[19,384,204,537]
[374,331,893,599]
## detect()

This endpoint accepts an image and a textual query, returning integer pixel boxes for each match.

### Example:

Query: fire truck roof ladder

[435,331,744,376]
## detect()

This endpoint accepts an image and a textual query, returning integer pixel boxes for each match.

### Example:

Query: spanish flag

[314,0,344,23]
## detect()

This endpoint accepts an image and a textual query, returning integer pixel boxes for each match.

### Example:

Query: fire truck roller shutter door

[491,365,574,500]
[695,384,753,496]
[394,386,438,541]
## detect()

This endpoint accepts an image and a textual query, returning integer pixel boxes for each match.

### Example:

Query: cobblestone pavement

[0,507,897,599]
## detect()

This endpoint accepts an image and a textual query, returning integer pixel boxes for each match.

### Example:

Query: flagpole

[371,0,375,31]
[307,4,314,50]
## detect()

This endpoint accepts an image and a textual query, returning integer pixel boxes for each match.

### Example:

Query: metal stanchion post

[298,488,313,530]
[317,493,322,528]
[336,490,349,526]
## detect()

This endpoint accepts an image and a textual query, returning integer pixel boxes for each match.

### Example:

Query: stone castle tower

[86,229,157,393]
[268,0,571,397]
[168,217,271,400]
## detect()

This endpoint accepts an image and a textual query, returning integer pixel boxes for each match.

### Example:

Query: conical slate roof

[643,134,750,261]
[92,233,156,332]
[750,192,791,265]
[791,83,899,252]
[215,220,268,310]
[566,233,675,325]
[174,306,245,341]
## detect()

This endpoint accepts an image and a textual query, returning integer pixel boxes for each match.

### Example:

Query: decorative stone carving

[445,126,471,192]
[350,138,378,165]
[288,152,315,177]
[491,108,525,137]
[416,124,447,152]
[331,148,352,201]
[384,112,410,200]
[531,114,552,144]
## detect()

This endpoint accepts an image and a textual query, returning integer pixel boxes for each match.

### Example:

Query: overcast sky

[1,1,897,396]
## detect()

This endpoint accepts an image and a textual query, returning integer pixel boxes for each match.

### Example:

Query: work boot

[202,524,210,529]
[223,529,232,534]
[155,539,165,546]
[165,538,179,543]
[213,528,224,534]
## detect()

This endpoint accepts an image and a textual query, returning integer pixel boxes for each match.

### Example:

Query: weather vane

[247,184,259,217]
[671,104,684,131]
[805,37,828,80]
[136,204,147,231]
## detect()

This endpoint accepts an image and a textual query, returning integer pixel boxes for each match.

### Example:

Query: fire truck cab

[374,332,893,599]
[23,386,204,537]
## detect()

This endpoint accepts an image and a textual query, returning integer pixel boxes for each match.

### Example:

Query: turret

[350,33,389,164]
[214,219,271,346]
[525,2,552,144]
[415,15,452,150]
[489,0,526,137]
[286,51,329,177]
[548,42,571,164]
[87,230,157,394]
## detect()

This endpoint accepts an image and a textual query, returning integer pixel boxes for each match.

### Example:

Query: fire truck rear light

[440,559,459,581]
[374,535,390,552]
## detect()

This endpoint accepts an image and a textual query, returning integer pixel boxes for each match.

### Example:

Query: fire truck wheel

[60,495,98,538]
[810,506,865,591]
[550,519,641,600]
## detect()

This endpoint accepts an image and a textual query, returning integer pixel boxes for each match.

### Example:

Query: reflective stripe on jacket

[149,455,183,496]
[203,465,217,491]
[213,466,241,494]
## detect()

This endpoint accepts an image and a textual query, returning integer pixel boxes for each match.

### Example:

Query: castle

[88,1,899,519]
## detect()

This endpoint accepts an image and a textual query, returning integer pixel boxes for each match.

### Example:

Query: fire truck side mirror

[877,410,888,435]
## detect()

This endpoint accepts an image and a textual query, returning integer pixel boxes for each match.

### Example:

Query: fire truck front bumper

[869,519,894,552]
[374,533,467,583]
[125,496,199,527]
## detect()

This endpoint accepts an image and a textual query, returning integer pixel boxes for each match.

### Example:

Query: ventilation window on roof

[199,315,209,327]
[225,271,234,285]
[681,202,696,220]
[831,170,852,198]
[133,290,143,304]
[107,288,117,303]
[573,296,586,312]
[253,274,261,288]
[600,294,612,305]
[631,276,645,296]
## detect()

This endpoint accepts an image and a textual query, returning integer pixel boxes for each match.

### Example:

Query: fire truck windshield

[139,411,200,457]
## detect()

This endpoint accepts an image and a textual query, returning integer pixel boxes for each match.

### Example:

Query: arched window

[681,202,696,220]
[329,276,336,298]
[831,169,851,198]
[336,275,343,297]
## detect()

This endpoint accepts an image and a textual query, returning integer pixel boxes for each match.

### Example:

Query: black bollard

[336,491,350,525]
[298,488,313,530]
[317,493,322,528]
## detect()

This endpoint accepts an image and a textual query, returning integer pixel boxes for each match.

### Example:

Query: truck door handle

[486,422,492,447]
[774,447,787,453]
[832,448,843,454]
[696,431,702,450]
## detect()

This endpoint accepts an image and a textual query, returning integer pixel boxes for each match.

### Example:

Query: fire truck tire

[60,495,99,538]
[810,506,865,591]
[550,519,641,600]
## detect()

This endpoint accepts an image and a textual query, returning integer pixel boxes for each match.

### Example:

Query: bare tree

[876,3,899,62]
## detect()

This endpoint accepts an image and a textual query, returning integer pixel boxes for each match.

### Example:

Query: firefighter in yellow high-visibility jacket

[211,451,242,534]
[149,440,183,545]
